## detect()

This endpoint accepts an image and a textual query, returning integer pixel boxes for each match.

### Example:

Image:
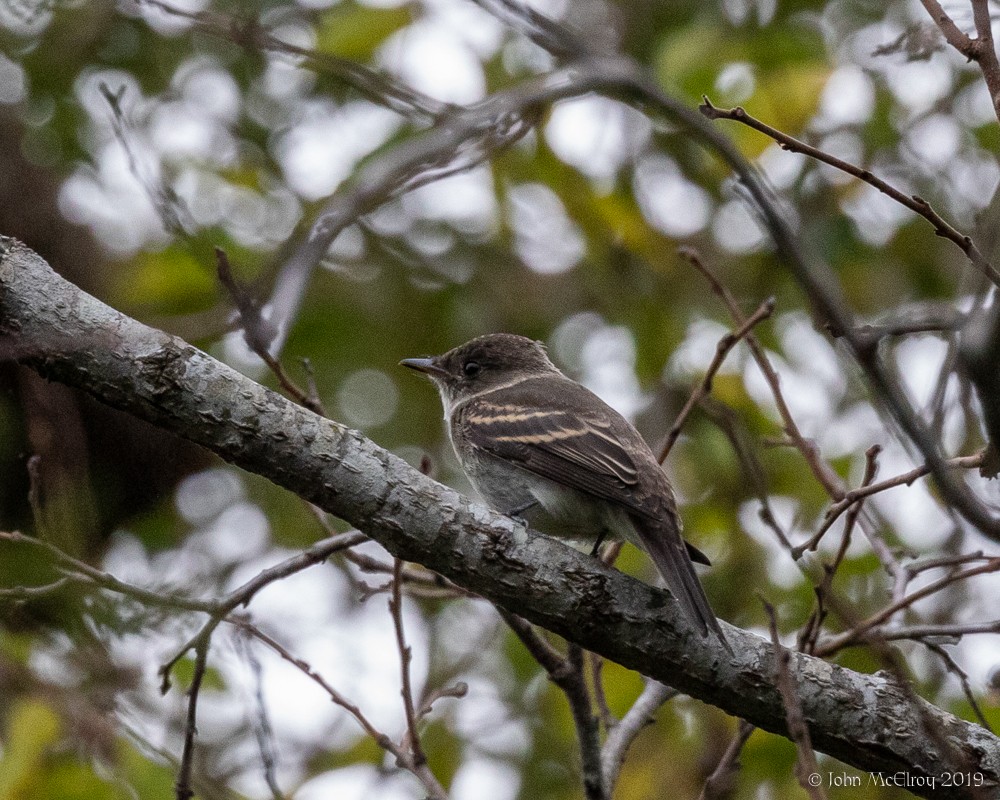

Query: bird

[401,332,728,647]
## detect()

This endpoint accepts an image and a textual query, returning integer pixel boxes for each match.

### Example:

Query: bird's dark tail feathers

[629,513,732,654]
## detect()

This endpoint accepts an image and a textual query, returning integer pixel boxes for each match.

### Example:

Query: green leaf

[316,3,414,61]
[0,699,61,800]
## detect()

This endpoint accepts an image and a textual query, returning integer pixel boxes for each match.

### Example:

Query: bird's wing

[459,379,647,511]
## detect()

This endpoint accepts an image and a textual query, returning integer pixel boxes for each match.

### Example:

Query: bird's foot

[505,500,537,528]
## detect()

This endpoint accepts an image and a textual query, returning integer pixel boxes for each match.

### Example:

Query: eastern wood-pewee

[401,332,727,645]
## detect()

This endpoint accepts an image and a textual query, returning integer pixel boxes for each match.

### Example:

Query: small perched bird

[401,333,727,646]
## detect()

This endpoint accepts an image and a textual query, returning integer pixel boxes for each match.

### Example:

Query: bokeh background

[2,0,999,798]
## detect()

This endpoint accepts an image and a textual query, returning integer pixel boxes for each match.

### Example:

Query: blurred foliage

[1,0,998,798]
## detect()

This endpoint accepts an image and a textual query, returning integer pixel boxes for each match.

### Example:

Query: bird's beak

[400,357,449,379]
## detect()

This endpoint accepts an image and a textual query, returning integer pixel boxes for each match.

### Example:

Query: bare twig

[697,720,755,800]
[133,0,449,120]
[390,558,426,766]
[969,0,1000,123]
[216,249,325,416]
[924,640,995,733]
[235,630,286,800]
[234,620,448,798]
[917,0,974,55]
[174,633,210,800]
[791,453,985,559]
[764,601,826,800]
[816,557,1000,655]
[801,446,882,654]
[589,652,616,732]
[658,295,776,460]
[679,248,845,497]
[468,0,589,58]
[98,81,190,236]
[498,610,606,800]
[699,97,1000,287]
[831,619,1000,643]
[600,679,678,793]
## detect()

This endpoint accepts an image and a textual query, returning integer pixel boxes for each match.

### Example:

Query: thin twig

[390,558,426,766]
[234,619,448,799]
[763,601,826,800]
[924,640,995,733]
[801,446,882,654]
[970,0,1000,123]
[601,679,677,794]
[589,652,616,732]
[917,0,974,55]
[831,618,1000,643]
[699,97,1000,287]
[679,248,845,496]
[174,633,210,800]
[498,610,606,800]
[791,453,985,559]
[133,0,449,120]
[216,248,326,416]
[235,629,286,800]
[816,557,1000,655]
[697,720,755,800]
[658,295,776,460]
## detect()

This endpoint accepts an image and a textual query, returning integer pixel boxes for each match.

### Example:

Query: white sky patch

[150,99,229,163]
[715,62,756,104]
[379,20,486,104]
[297,766,416,800]
[743,349,833,437]
[241,557,351,639]
[711,198,767,253]
[951,150,1000,212]
[955,81,998,128]
[58,143,167,255]
[634,154,713,238]
[176,60,241,122]
[905,113,961,169]
[818,401,883,459]
[778,312,846,400]
[883,59,955,115]
[422,0,505,58]
[452,758,522,800]
[403,166,499,236]
[338,368,400,429]
[816,65,874,128]
[552,311,605,373]
[0,54,26,104]
[868,443,953,549]
[666,317,736,381]
[545,97,650,182]
[276,100,400,199]
[579,325,647,421]
[757,142,805,191]
[840,181,912,247]
[175,467,246,525]
[195,503,272,564]
[507,182,586,273]
[134,0,207,35]
[453,676,533,757]
[893,335,949,410]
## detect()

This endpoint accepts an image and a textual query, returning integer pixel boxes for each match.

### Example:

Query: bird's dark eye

[463,361,482,378]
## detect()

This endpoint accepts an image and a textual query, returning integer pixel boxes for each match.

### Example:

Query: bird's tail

[628,513,731,653]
